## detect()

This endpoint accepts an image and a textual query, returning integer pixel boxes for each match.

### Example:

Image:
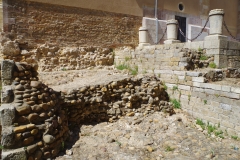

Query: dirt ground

[38,67,240,160]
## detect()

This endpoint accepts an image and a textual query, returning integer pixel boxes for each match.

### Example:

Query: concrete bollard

[139,27,150,46]
[164,19,181,44]
[209,9,224,35]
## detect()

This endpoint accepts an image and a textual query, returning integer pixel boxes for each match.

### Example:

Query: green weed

[196,119,205,129]
[218,135,224,139]
[207,124,217,134]
[231,135,238,140]
[61,141,65,150]
[116,64,129,70]
[173,86,178,91]
[171,99,181,109]
[163,82,168,90]
[204,100,207,105]
[198,47,203,52]
[200,55,208,60]
[130,66,138,75]
[125,56,131,61]
[116,140,121,146]
[214,130,223,136]
[209,62,217,68]
[165,146,175,152]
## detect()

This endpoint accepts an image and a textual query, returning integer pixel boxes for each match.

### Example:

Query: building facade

[0,0,239,46]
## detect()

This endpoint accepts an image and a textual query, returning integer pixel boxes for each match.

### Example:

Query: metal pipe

[155,0,158,44]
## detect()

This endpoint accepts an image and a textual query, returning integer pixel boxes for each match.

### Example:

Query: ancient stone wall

[114,42,240,136]
[0,60,68,160]
[0,60,173,159]
[3,0,141,47]
[63,76,173,125]
[0,36,115,72]
[115,40,240,73]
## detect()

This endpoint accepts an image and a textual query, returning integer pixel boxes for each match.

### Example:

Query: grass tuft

[165,146,175,152]
[171,99,181,109]
[209,62,217,68]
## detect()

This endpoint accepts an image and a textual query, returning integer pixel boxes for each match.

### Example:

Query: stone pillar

[138,27,150,47]
[164,19,181,44]
[205,9,227,40]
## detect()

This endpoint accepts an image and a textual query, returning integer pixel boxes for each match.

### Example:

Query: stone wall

[0,60,68,160]
[114,41,240,136]
[0,37,115,72]
[63,76,173,125]
[115,40,240,72]
[2,0,141,47]
[0,60,173,159]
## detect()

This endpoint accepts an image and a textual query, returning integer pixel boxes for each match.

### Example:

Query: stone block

[221,85,231,92]
[2,148,27,160]
[231,87,240,94]
[179,62,188,67]
[165,83,175,89]
[178,76,185,80]
[204,39,228,49]
[1,85,14,103]
[206,49,222,55]
[186,71,202,77]
[193,87,204,92]
[192,77,205,82]
[178,85,191,91]
[170,57,180,62]
[192,82,201,87]
[1,126,15,148]
[173,71,186,76]
[0,104,15,126]
[1,60,14,80]
[189,41,204,50]
[228,41,240,50]
[220,91,239,99]
[218,55,228,68]
[154,69,173,74]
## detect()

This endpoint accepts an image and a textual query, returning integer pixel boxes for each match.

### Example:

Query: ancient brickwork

[3,0,141,47]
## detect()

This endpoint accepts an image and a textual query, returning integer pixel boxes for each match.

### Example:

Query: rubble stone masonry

[3,0,141,47]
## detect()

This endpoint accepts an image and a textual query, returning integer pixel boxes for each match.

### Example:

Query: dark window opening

[178,3,184,11]
[175,15,186,42]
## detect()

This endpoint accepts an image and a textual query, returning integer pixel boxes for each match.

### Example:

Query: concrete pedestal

[208,9,224,35]
[164,19,180,44]
[204,35,227,41]
[139,27,150,46]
